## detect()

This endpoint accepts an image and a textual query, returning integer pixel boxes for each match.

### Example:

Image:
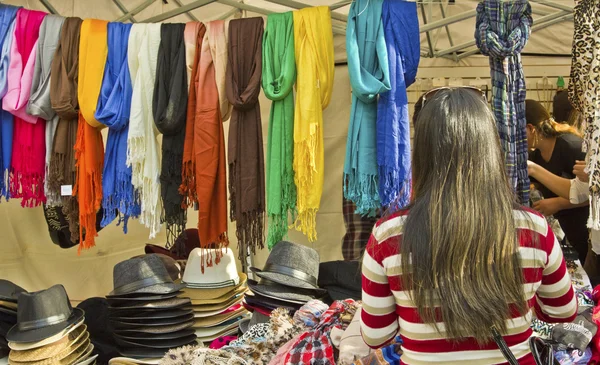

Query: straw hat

[8,325,87,362]
[0,303,16,311]
[9,331,89,365]
[108,357,161,365]
[193,303,242,319]
[184,285,246,306]
[192,308,247,328]
[74,354,98,365]
[8,320,85,351]
[114,320,194,335]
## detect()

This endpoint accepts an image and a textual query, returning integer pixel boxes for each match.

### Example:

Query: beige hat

[183,284,247,306]
[74,354,98,365]
[61,342,93,365]
[193,300,243,318]
[8,319,85,351]
[0,301,17,310]
[108,358,161,365]
[190,296,243,315]
[9,331,89,365]
[195,323,241,343]
[9,325,87,362]
[192,307,248,328]
[183,248,240,289]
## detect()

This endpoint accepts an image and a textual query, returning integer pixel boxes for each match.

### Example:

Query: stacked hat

[0,281,26,361]
[181,248,250,344]
[107,255,196,360]
[243,241,327,332]
[6,284,97,365]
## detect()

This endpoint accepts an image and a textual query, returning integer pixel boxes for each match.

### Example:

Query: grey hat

[109,255,185,297]
[6,285,84,343]
[0,280,26,303]
[250,241,325,291]
[247,279,318,304]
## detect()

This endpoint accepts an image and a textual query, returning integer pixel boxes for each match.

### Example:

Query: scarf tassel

[293,133,319,241]
[266,175,296,249]
[379,166,411,210]
[180,160,197,208]
[101,170,141,233]
[344,171,379,216]
[236,210,264,259]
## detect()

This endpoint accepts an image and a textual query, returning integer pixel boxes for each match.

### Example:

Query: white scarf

[206,20,231,122]
[127,23,162,238]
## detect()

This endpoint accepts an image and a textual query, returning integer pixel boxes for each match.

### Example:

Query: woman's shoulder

[370,209,410,245]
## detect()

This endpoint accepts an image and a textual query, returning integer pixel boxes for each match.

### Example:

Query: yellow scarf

[74,19,107,251]
[292,7,334,241]
[78,19,107,129]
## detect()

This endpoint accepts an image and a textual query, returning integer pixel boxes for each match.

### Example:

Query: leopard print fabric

[568,0,600,230]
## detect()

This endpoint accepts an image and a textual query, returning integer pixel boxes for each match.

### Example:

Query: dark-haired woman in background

[361,88,576,364]
[526,99,589,263]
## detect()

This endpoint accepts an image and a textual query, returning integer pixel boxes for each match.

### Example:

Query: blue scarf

[95,22,140,231]
[343,0,390,216]
[0,5,18,200]
[376,0,420,209]
[475,0,532,205]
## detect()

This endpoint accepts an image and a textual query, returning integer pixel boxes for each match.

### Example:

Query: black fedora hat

[247,279,320,304]
[6,284,84,343]
[0,280,26,303]
[109,255,185,297]
[250,241,327,292]
[110,314,195,328]
[114,328,195,341]
[114,334,197,349]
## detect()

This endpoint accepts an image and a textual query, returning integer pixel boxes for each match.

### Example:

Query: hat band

[18,312,69,331]
[262,263,318,288]
[112,275,172,295]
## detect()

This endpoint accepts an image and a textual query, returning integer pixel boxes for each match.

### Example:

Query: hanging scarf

[569,0,600,230]
[180,23,205,212]
[344,0,390,215]
[75,19,107,251]
[27,14,65,206]
[475,0,532,205]
[206,20,231,122]
[193,21,229,268]
[284,300,357,365]
[226,17,265,256]
[262,12,297,250]
[184,22,201,90]
[292,7,334,241]
[127,23,162,238]
[95,22,140,232]
[376,0,419,210]
[153,23,187,245]
[3,8,47,207]
[49,17,83,243]
[0,5,19,200]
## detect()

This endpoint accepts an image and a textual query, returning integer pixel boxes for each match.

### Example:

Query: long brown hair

[526,99,581,138]
[403,88,527,342]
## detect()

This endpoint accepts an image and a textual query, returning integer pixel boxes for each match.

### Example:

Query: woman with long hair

[361,88,576,364]
[526,99,589,264]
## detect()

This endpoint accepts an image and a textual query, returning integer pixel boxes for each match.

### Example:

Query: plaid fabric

[284,300,356,365]
[342,197,379,261]
[475,0,532,205]
[354,338,402,365]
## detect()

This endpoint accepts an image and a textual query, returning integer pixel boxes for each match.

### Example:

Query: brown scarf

[48,17,83,243]
[226,18,265,257]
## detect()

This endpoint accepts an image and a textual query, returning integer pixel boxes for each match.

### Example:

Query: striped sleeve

[534,223,578,323]
[361,234,398,349]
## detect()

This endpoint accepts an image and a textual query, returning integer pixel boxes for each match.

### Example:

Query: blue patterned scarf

[343,0,390,216]
[376,0,420,210]
[475,0,532,205]
[95,22,140,231]
[0,5,19,200]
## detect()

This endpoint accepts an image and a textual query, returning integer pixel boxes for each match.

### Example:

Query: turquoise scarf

[263,12,297,250]
[343,0,390,215]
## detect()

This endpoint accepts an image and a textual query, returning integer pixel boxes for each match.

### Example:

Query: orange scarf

[74,19,107,251]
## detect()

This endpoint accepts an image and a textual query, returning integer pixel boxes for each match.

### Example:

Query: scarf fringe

[378,166,411,209]
[1,168,9,201]
[140,175,162,239]
[292,208,317,242]
[161,148,186,247]
[126,135,146,187]
[10,170,46,208]
[180,160,197,208]
[294,134,319,241]
[266,176,297,249]
[229,162,237,221]
[267,214,289,250]
[44,163,61,206]
[236,210,264,259]
[198,241,227,273]
[344,171,380,216]
[101,171,141,233]
[77,168,102,253]
[63,196,79,243]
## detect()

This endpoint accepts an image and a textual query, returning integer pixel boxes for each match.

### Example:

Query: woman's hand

[573,160,589,183]
[533,197,563,217]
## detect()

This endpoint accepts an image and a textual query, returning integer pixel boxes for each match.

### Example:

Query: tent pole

[438,2,458,62]
[112,0,137,22]
[420,3,434,57]
[39,0,58,14]
[171,0,200,22]
[115,0,157,22]
[218,7,241,20]
[265,0,348,22]
[143,0,217,22]
[530,0,574,13]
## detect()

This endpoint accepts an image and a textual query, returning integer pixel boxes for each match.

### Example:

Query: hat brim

[193,302,243,318]
[108,298,190,311]
[251,268,325,293]
[6,307,84,344]
[194,318,244,340]
[247,280,314,304]
[109,357,161,365]
[180,273,247,300]
[238,319,250,334]
[110,314,194,328]
[117,347,170,360]
[114,334,197,349]
[192,308,247,328]
[0,281,27,303]
[245,291,303,310]
[74,354,98,365]
[108,282,185,297]
[106,292,181,303]
[324,286,361,301]
[8,319,85,351]
[115,329,195,341]
[114,320,194,335]
[196,327,238,344]
[0,307,16,316]
[110,309,193,321]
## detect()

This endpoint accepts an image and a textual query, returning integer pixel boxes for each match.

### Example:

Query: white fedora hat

[182,248,240,289]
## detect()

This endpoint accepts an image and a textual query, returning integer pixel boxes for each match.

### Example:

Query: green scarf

[262,12,297,250]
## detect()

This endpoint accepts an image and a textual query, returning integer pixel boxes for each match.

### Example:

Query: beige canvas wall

[0,0,576,300]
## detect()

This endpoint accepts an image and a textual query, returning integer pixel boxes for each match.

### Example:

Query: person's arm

[534,223,578,323]
[528,161,572,200]
[361,236,398,349]
[532,196,588,217]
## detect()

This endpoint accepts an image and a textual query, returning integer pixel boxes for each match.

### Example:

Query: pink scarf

[3,8,47,207]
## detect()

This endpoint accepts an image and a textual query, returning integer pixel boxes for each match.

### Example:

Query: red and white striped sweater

[361,209,578,365]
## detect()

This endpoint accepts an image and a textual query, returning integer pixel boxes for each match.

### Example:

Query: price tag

[61,185,73,196]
